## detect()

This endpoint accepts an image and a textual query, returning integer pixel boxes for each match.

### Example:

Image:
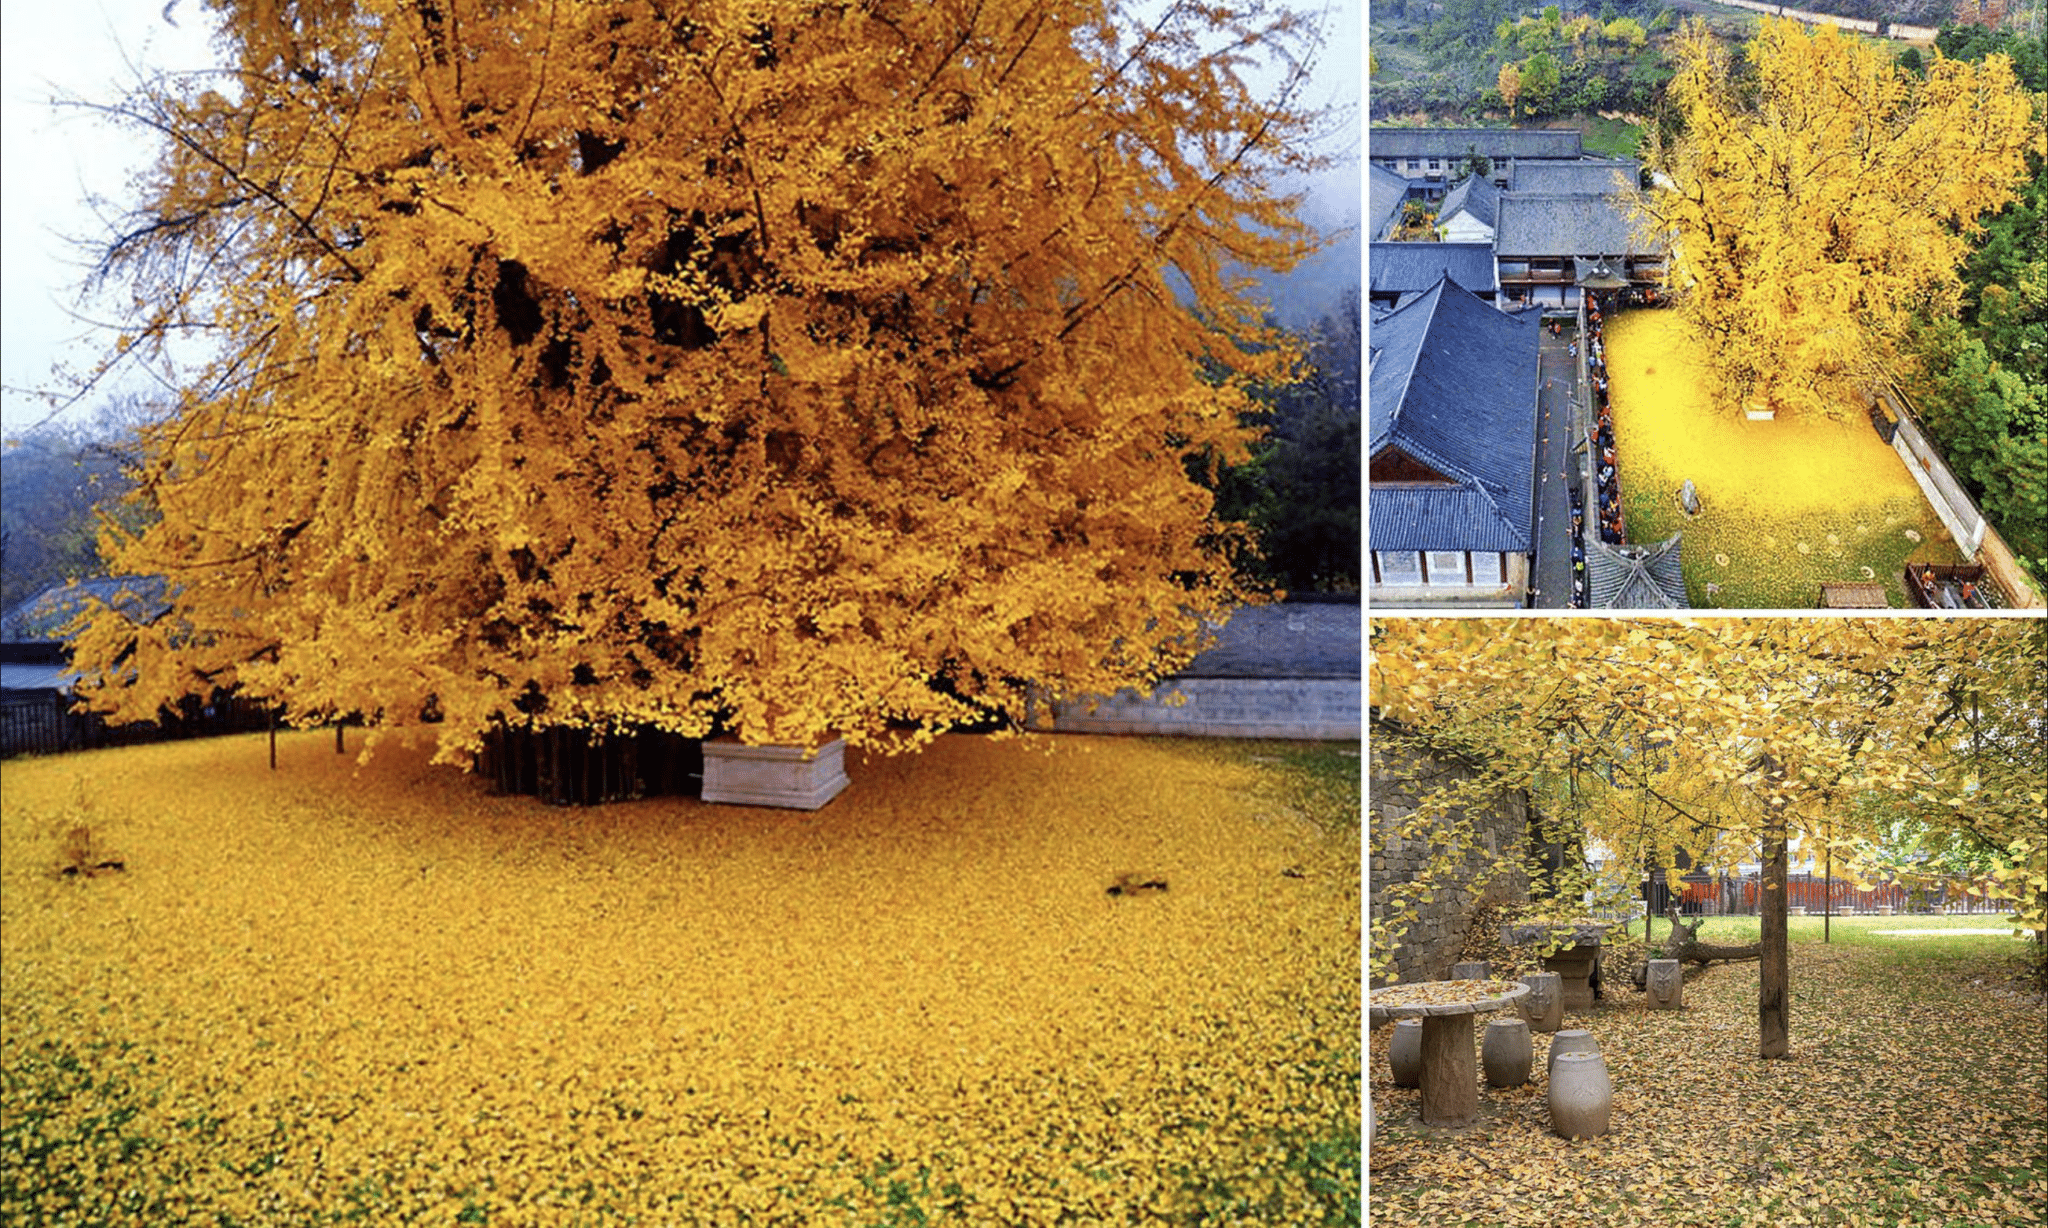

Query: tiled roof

[1438,174,1501,230]
[1587,534,1688,608]
[1368,276,1541,554]
[1371,127,1584,161]
[1177,602,1360,679]
[1368,242,1497,297]
[1,576,171,642]
[1495,192,1650,257]
[1369,162,1409,241]
[0,661,75,693]
[1511,159,1640,195]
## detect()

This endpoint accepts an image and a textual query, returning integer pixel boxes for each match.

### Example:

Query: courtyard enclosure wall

[1371,723,1532,985]
[1879,388,1987,559]
[1045,600,1360,740]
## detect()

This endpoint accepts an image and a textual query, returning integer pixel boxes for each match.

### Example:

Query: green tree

[1519,51,1562,115]
[1603,15,1647,51]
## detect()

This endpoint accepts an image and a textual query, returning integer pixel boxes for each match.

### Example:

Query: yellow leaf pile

[1371,919,2048,1227]
[2,732,1359,1223]
[1606,310,1960,607]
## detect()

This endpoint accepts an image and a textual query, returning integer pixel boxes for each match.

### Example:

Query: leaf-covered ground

[1607,309,1963,609]
[2,731,1360,1225]
[1370,916,2048,1227]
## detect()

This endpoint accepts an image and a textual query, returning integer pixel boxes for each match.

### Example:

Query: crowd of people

[1565,293,1627,608]
[1588,295,1620,546]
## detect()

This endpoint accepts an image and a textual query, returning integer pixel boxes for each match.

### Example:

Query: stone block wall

[1370,723,1531,985]
[1047,678,1360,740]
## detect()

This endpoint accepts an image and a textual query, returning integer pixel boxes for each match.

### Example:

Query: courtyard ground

[2,730,1360,1225]
[1369,914,2048,1228]
[1607,310,1964,608]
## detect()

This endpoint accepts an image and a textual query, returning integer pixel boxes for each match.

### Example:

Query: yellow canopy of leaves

[71,0,1326,759]
[1628,18,2043,420]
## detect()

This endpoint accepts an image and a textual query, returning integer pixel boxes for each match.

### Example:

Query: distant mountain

[1241,166,1364,330]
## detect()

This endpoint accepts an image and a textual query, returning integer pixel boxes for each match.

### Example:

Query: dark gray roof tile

[1439,174,1501,230]
[1588,534,1689,608]
[1368,277,1541,553]
[1368,242,1497,296]
[1495,192,1651,257]
[1372,128,1584,161]
[1512,159,1640,195]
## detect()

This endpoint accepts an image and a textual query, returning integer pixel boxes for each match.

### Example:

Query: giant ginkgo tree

[66,0,1329,761]
[1370,618,2048,1058]
[1630,18,2042,420]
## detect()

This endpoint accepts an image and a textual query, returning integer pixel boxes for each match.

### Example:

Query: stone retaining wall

[1371,724,1533,985]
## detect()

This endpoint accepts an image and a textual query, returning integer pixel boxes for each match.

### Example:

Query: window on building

[1425,552,1467,584]
[1471,553,1504,585]
[1427,158,1441,170]
[1376,551,1423,586]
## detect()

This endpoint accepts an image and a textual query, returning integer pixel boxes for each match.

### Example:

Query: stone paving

[1530,320,1581,609]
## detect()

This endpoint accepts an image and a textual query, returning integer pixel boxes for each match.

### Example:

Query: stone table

[1502,921,1611,1012]
[1369,979,1531,1128]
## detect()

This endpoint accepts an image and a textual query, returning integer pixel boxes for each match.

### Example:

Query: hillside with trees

[1905,23,2048,587]
[1371,0,1679,123]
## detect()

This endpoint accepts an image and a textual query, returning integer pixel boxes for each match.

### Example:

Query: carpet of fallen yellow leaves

[1369,927,2048,1228]
[1606,311,1962,608]
[2,730,1359,1224]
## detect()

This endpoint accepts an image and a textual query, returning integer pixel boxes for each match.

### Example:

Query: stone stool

[1550,1051,1613,1139]
[1389,1018,1422,1087]
[1519,972,1563,1033]
[1646,958,1683,1010]
[1482,1017,1533,1087]
[1450,960,1492,981]
[1547,1028,1600,1077]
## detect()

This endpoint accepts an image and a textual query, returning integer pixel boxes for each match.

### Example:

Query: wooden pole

[268,708,277,771]
[336,721,345,754]
[1824,817,1832,945]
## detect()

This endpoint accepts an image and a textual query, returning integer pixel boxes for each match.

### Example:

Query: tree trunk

[1759,751,1790,1059]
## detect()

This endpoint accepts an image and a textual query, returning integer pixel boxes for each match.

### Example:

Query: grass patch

[1607,309,1963,608]
[3,730,1359,1224]
[1566,113,1644,159]
[1371,922,2047,1227]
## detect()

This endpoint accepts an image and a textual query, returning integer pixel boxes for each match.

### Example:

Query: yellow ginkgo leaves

[1,731,1360,1224]
[70,1,1329,759]
[1628,17,2041,422]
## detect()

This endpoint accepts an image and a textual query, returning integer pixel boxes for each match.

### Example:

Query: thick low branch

[1661,907,1762,965]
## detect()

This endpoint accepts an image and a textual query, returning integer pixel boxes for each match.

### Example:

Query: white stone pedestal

[701,737,850,810]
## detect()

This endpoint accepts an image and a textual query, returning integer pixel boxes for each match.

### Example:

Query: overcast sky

[1,2,1360,440]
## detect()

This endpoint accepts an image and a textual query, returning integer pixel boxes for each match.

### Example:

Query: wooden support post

[1824,822,1832,945]
[268,709,278,771]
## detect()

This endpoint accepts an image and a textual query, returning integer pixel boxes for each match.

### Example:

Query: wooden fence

[1650,870,2012,917]
[0,692,277,759]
